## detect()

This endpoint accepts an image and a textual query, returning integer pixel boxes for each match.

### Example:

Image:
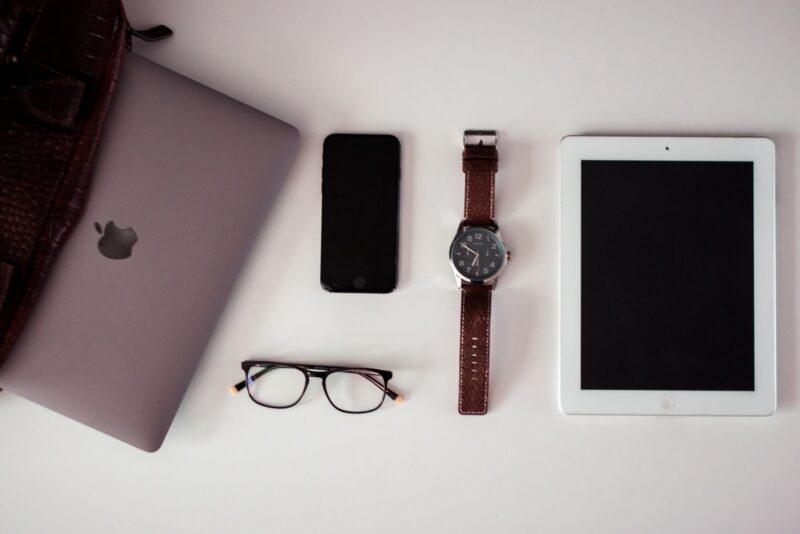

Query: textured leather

[462,144,498,226]
[0,0,127,367]
[457,138,499,415]
[459,284,492,415]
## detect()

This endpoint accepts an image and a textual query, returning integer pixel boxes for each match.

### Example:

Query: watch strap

[462,142,498,225]
[459,284,492,415]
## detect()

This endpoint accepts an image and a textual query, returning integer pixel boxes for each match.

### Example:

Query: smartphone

[321,134,400,293]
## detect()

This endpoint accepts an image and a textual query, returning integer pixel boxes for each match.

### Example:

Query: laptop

[0,54,299,451]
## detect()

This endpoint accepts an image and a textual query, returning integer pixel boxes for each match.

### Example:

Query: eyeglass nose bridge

[306,370,328,379]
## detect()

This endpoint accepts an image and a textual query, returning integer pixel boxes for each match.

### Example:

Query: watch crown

[507,251,512,261]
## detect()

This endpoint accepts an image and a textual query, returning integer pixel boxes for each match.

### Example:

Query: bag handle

[127,24,174,49]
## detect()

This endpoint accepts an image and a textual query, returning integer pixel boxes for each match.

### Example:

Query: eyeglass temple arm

[229,368,405,405]
[361,373,404,404]
[229,367,271,394]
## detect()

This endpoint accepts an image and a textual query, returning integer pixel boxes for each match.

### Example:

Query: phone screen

[321,134,400,293]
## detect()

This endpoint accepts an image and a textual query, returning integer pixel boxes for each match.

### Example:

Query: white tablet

[560,136,776,415]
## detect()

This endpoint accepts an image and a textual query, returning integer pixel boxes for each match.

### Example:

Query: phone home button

[661,397,674,410]
[353,276,366,289]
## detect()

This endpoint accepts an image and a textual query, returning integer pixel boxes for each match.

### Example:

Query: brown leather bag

[0,0,170,368]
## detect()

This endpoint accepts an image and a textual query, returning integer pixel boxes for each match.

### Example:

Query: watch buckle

[463,130,497,147]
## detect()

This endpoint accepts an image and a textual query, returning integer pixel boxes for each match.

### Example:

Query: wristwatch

[448,130,509,415]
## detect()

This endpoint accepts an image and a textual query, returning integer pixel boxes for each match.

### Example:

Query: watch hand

[472,254,479,267]
[461,243,479,255]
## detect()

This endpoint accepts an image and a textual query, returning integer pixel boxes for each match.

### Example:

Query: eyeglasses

[229,360,404,414]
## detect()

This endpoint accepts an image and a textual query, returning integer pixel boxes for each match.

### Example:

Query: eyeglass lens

[325,369,386,412]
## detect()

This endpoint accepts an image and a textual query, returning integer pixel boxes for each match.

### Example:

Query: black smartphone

[321,134,400,293]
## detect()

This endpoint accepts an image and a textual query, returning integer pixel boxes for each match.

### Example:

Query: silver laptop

[0,54,299,451]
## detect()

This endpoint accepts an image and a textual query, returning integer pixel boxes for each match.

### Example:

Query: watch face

[450,227,507,283]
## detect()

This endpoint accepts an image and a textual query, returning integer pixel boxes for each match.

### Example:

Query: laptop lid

[0,53,299,451]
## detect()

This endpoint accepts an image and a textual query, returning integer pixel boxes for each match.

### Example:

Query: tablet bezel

[560,136,776,415]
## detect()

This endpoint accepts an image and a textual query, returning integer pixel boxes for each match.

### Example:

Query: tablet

[560,136,776,415]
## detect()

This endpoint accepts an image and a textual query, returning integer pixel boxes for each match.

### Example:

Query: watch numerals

[452,229,505,281]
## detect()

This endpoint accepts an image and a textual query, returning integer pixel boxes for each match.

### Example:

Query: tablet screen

[581,160,754,391]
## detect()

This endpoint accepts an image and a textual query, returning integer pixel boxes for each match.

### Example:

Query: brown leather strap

[462,144,498,225]
[457,135,498,415]
[459,284,492,415]
[0,263,14,313]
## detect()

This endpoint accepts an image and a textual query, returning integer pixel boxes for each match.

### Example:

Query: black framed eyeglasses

[230,360,404,414]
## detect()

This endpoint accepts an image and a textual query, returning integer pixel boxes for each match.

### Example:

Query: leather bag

[0,0,170,369]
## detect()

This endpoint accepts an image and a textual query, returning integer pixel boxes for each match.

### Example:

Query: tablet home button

[661,397,674,410]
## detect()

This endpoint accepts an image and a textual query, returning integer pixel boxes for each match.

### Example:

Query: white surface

[560,136,776,415]
[1,1,799,532]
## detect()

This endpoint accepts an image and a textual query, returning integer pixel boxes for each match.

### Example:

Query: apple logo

[94,221,138,260]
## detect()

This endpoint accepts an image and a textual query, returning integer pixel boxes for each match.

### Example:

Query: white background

[1,1,799,532]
